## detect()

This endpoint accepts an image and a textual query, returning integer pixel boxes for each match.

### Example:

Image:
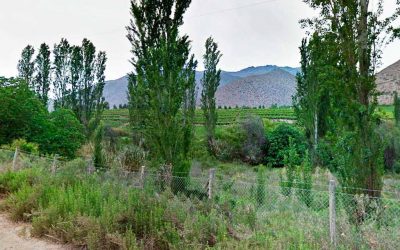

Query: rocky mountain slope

[376,60,400,105]
[216,69,296,107]
[103,65,300,108]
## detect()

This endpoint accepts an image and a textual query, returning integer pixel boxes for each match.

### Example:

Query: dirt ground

[0,213,69,250]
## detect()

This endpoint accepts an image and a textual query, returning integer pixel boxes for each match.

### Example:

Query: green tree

[394,92,400,126]
[34,43,51,107]
[127,0,197,176]
[302,0,400,198]
[37,109,85,159]
[69,39,107,136]
[17,45,35,88]
[201,37,222,154]
[0,77,48,145]
[53,38,71,109]
[293,34,335,166]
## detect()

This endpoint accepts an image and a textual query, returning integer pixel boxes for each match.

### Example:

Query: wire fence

[0,148,400,249]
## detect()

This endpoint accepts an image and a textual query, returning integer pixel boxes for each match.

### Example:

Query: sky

[0,0,399,80]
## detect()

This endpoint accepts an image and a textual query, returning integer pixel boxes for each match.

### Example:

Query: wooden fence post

[208,168,216,200]
[12,147,19,171]
[51,155,58,175]
[87,159,95,175]
[140,166,145,188]
[329,179,337,247]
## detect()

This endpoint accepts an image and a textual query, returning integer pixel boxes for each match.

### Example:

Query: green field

[103,107,296,127]
[103,105,395,128]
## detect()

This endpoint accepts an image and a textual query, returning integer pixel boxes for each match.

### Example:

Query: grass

[0,161,331,249]
[1,155,400,249]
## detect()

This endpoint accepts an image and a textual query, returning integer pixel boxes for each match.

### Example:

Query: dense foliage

[38,109,85,159]
[127,0,197,176]
[17,39,107,136]
[0,78,48,146]
[264,123,306,168]
[0,78,84,158]
[300,0,400,197]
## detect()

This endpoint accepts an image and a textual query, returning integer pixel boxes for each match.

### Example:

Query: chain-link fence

[0,148,399,249]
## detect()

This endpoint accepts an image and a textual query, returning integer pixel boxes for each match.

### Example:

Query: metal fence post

[51,155,58,175]
[329,179,337,247]
[208,168,216,200]
[12,147,19,171]
[140,166,145,188]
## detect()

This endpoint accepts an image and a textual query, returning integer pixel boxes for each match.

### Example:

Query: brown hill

[215,69,296,107]
[377,60,400,105]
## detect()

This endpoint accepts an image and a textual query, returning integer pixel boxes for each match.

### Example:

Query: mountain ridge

[103,65,300,108]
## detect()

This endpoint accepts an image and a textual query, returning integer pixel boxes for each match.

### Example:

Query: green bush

[376,121,400,173]
[119,145,147,172]
[213,116,266,164]
[264,123,306,168]
[36,108,85,159]
[0,78,48,146]
[214,124,245,162]
[0,78,84,159]
[3,139,40,154]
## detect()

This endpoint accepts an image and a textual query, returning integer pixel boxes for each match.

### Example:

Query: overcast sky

[0,0,399,80]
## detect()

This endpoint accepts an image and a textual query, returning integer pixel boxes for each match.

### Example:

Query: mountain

[376,60,400,105]
[216,69,296,107]
[103,76,129,108]
[103,65,300,108]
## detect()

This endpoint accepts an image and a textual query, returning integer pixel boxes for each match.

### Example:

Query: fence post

[140,166,145,188]
[12,147,19,171]
[87,159,95,175]
[51,155,58,175]
[329,179,337,247]
[208,168,216,200]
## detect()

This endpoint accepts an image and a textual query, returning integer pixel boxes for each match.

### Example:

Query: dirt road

[0,213,68,250]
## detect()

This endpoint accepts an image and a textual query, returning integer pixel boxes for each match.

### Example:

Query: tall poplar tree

[201,37,222,154]
[17,45,35,88]
[293,34,335,165]
[53,39,71,109]
[69,39,107,136]
[302,0,400,197]
[127,0,197,176]
[34,43,51,106]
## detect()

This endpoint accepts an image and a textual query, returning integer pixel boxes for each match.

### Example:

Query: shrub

[393,161,400,174]
[93,124,105,170]
[376,121,400,173]
[264,123,306,168]
[5,139,39,154]
[214,124,245,162]
[119,145,147,172]
[213,116,266,164]
[34,108,85,159]
[240,116,266,165]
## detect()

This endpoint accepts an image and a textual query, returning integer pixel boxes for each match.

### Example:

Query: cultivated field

[102,107,296,128]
